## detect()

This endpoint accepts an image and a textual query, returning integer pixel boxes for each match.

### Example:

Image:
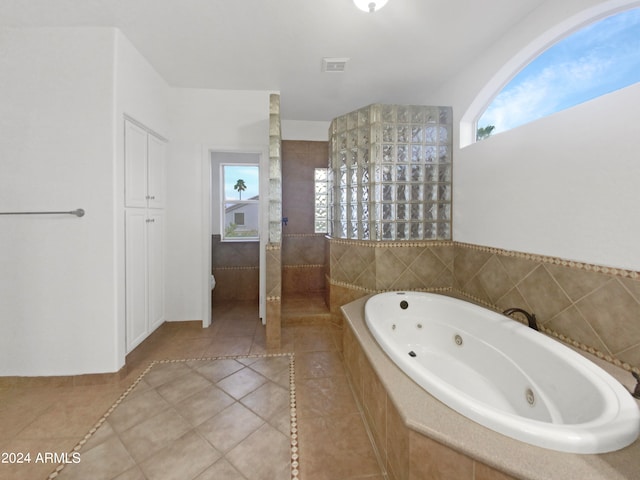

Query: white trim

[123,113,169,143]
[202,146,269,328]
[220,162,260,242]
[201,146,212,328]
[460,0,640,148]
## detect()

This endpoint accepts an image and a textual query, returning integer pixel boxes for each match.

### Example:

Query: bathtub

[364,291,640,454]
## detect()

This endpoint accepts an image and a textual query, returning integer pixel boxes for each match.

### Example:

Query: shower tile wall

[282,140,328,297]
[211,235,259,302]
[327,238,640,372]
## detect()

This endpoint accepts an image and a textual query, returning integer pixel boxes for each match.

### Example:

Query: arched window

[474,6,640,142]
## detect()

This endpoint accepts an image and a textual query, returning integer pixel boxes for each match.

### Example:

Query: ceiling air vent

[322,57,349,73]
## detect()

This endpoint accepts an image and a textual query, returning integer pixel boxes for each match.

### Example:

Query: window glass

[222,164,259,241]
[314,168,329,234]
[477,7,640,140]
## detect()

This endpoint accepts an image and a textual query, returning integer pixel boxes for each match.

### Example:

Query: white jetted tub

[364,291,640,454]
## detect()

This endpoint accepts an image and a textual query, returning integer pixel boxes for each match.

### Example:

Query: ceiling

[0,0,547,121]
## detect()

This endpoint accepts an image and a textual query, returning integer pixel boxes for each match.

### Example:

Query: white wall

[115,32,170,138]
[0,28,119,376]
[114,31,170,364]
[164,89,271,322]
[0,27,172,376]
[281,120,330,141]
[432,0,640,271]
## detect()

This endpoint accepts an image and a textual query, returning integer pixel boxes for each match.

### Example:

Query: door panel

[124,120,148,208]
[125,209,148,352]
[148,211,165,331]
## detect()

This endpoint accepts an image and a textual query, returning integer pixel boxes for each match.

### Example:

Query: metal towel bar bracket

[0,208,85,217]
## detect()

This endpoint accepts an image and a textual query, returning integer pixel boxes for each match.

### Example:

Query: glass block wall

[314,168,329,233]
[329,104,452,241]
[268,94,282,243]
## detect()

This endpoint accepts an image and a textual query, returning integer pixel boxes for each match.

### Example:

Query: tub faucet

[503,307,539,331]
[631,372,640,399]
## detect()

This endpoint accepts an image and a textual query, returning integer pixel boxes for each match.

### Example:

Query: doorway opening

[280,141,331,325]
[208,150,267,327]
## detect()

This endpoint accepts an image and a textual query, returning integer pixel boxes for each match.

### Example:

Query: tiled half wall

[211,235,259,302]
[266,243,282,349]
[282,233,325,295]
[327,237,640,372]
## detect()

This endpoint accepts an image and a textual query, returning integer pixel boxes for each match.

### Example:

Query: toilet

[210,274,216,291]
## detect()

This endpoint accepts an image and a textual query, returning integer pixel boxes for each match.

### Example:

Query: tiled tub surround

[328,238,454,292]
[453,242,640,373]
[341,296,640,480]
[327,237,640,373]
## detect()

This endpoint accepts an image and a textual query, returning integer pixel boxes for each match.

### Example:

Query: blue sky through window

[477,7,640,137]
[223,165,259,200]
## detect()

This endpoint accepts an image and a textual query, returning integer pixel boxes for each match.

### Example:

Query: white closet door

[147,211,165,331]
[124,120,149,208]
[125,209,149,352]
[147,134,166,209]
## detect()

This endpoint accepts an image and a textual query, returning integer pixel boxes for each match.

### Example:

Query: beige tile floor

[0,299,385,480]
[57,355,294,480]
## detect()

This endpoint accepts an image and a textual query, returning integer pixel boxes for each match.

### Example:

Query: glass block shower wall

[329,104,452,241]
[269,94,283,243]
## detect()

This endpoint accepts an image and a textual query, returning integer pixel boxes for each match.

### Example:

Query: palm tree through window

[221,164,259,241]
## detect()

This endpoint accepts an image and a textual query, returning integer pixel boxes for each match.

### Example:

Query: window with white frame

[221,164,260,241]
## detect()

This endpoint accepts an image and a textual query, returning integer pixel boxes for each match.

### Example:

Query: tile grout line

[46,352,299,480]
[343,370,389,480]
[289,353,300,480]
[46,359,158,479]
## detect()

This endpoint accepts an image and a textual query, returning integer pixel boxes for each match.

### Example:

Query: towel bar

[0,208,85,217]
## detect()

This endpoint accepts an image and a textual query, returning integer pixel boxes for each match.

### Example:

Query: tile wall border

[328,237,454,249]
[213,266,259,271]
[283,264,325,269]
[456,241,639,280]
[328,277,452,296]
[327,236,639,280]
[283,233,326,238]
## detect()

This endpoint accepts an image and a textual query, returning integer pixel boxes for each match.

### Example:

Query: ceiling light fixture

[353,0,388,13]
